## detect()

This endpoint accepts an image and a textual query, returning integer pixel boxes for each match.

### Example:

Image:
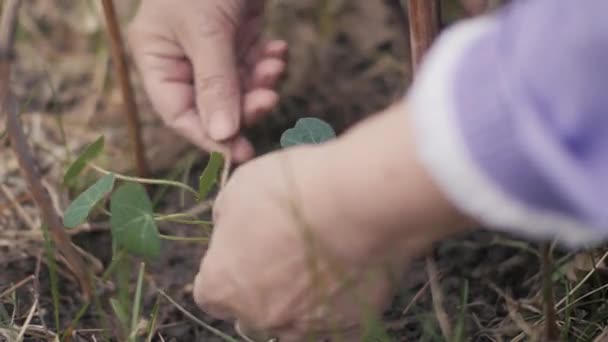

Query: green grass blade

[0,302,10,324]
[145,295,161,342]
[130,262,146,341]
[452,279,469,342]
[60,302,90,340]
[110,298,130,333]
[41,224,61,333]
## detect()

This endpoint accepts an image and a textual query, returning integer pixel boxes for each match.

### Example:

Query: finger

[244,39,289,67]
[246,58,286,91]
[243,89,279,126]
[185,23,242,142]
[164,110,231,155]
[193,263,236,320]
[262,40,289,60]
[230,135,255,163]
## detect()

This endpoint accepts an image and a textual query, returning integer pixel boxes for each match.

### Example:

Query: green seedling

[280,117,336,148]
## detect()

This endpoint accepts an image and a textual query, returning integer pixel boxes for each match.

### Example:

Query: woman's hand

[128,0,287,162]
[193,103,473,340]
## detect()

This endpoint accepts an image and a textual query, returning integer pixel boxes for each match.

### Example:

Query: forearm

[407,0,608,247]
[313,103,473,258]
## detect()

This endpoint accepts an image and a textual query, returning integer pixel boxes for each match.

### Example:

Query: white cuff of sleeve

[405,16,603,248]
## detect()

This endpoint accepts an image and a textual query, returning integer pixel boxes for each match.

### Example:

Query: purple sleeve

[406,0,608,247]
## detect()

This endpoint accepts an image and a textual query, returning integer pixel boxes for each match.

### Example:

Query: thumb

[188,25,242,141]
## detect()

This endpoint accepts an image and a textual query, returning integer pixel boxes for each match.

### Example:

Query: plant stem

[158,290,239,342]
[101,0,149,178]
[159,234,209,243]
[129,262,146,342]
[89,163,199,197]
[541,243,559,341]
[155,213,211,226]
[406,0,441,70]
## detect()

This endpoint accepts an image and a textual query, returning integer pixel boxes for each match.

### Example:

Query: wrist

[320,102,474,255]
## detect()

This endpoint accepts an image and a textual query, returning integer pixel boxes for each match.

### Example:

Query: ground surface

[2,1,608,341]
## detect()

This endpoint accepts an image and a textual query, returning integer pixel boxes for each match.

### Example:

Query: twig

[0,184,37,230]
[0,275,34,299]
[402,277,432,316]
[1,0,93,300]
[0,0,20,103]
[406,0,441,70]
[101,0,149,178]
[540,243,559,341]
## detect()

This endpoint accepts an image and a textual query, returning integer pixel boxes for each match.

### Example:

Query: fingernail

[209,115,235,141]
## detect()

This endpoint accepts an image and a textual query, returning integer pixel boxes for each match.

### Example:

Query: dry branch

[541,243,559,340]
[1,0,92,300]
[406,0,440,70]
[101,0,149,178]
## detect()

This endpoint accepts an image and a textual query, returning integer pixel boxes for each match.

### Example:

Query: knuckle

[195,73,239,100]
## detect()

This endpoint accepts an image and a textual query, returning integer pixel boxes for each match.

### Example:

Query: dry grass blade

[101,0,149,178]
[157,290,239,342]
[402,277,431,316]
[556,250,608,309]
[426,256,452,340]
[0,184,36,230]
[0,275,34,299]
[15,294,38,342]
[1,0,92,300]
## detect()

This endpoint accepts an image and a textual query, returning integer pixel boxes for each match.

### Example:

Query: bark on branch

[406,0,441,70]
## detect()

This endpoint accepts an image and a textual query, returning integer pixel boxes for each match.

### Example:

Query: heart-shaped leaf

[64,136,105,186]
[280,117,336,148]
[198,152,224,201]
[110,183,161,259]
[63,173,115,228]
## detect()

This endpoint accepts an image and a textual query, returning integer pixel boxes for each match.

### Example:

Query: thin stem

[541,243,559,340]
[155,213,211,226]
[158,290,239,342]
[406,0,441,70]
[89,163,198,197]
[101,0,149,177]
[159,234,209,243]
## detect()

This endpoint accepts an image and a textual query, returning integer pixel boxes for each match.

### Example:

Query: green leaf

[110,183,161,259]
[280,117,336,148]
[198,152,224,201]
[64,136,105,186]
[63,173,115,228]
